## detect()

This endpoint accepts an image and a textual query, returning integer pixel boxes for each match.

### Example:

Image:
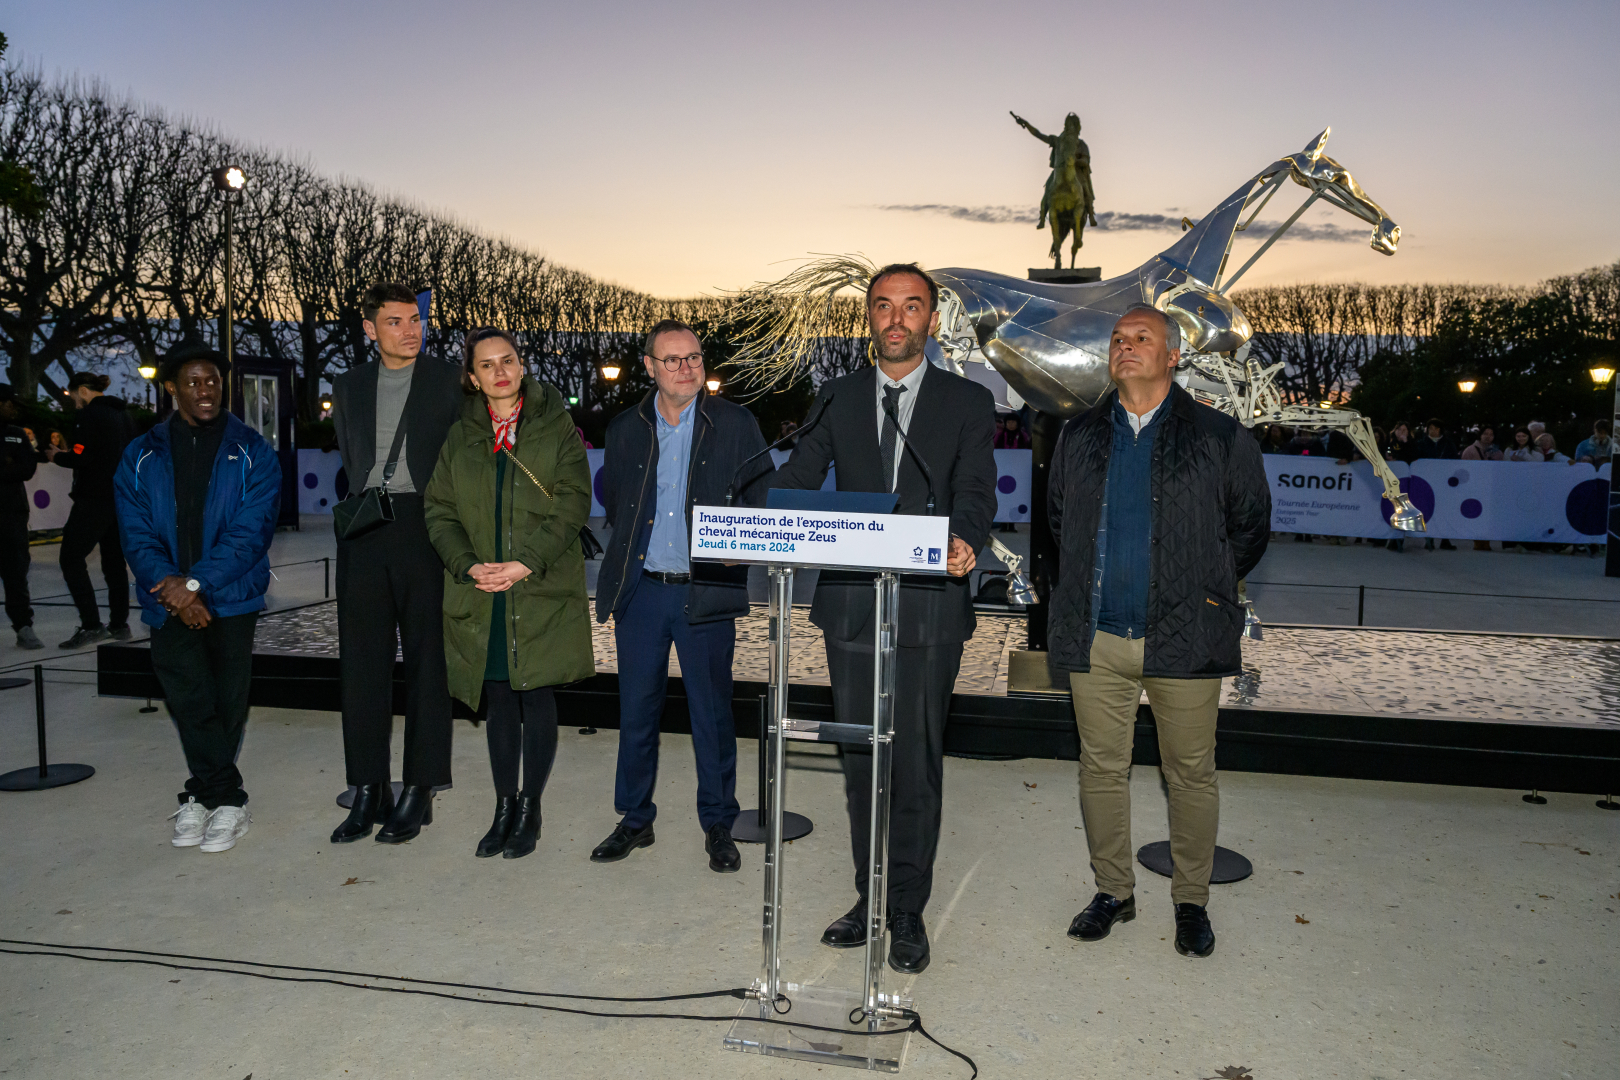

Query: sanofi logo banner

[688,506,949,573]
[1265,454,1611,542]
[1267,456,1392,537]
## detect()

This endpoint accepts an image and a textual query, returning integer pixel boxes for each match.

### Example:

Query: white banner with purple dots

[1265,454,1611,542]
[293,446,1607,540]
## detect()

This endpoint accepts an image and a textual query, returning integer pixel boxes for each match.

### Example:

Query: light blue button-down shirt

[645,397,697,573]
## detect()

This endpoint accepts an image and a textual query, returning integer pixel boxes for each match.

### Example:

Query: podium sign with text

[689,505,950,573]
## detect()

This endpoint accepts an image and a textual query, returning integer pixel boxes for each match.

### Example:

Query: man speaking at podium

[771,263,996,975]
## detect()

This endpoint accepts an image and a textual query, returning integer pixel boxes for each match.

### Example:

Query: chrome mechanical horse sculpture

[730,127,1426,534]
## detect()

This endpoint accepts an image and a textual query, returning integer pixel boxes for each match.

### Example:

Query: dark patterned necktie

[880,383,907,493]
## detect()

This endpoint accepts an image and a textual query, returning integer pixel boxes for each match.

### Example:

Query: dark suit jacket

[770,362,997,647]
[331,356,465,503]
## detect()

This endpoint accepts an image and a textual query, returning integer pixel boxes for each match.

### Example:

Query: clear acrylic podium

[689,499,949,1073]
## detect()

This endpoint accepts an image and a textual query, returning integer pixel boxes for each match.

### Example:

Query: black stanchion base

[1136,841,1253,884]
[0,763,96,791]
[732,811,813,844]
[0,677,30,691]
[1596,798,1619,811]
[1523,791,1548,804]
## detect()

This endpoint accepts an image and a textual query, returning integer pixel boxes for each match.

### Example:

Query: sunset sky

[8,0,1618,298]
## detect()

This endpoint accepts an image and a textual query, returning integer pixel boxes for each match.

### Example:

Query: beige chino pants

[1068,631,1221,906]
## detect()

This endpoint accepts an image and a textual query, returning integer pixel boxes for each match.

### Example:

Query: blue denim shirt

[645,397,696,572]
[1096,398,1162,639]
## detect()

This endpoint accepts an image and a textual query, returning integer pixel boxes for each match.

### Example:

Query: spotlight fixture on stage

[1457,378,1478,394]
[209,165,248,396]
[706,377,721,393]
[1589,363,1615,386]
[601,363,621,381]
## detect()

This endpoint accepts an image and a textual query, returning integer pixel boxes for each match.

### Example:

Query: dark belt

[643,570,691,585]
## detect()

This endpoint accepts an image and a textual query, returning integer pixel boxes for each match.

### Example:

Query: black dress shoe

[331,783,395,844]
[1068,892,1135,941]
[820,901,868,949]
[375,784,434,844]
[476,796,517,858]
[887,910,930,974]
[1173,903,1216,957]
[589,821,654,862]
[705,823,741,873]
[503,795,541,859]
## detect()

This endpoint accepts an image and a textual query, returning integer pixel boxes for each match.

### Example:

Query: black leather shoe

[820,901,868,949]
[705,823,741,873]
[476,796,517,858]
[331,783,394,844]
[503,795,541,859]
[1068,892,1135,941]
[1173,903,1216,957]
[589,821,654,862]
[375,784,434,844]
[887,910,930,975]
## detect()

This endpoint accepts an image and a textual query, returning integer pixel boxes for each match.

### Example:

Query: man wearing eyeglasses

[593,319,774,872]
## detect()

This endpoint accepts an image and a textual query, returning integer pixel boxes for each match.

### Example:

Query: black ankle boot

[503,794,541,859]
[477,796,518,858]
[331,783,394,844]
[375,784,434,844]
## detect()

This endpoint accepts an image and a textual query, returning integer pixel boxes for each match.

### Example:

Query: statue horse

[728,127,1423,532]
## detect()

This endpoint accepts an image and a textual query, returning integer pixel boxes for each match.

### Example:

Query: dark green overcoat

[424,378,594,708]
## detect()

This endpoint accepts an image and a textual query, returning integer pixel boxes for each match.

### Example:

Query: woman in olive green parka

[425,328,594,859]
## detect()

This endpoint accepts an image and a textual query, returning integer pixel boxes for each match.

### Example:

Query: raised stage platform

[97,601,1620,795]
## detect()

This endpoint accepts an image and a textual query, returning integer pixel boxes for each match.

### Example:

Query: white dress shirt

[875,360,929,489]
[1124,399,1163,435]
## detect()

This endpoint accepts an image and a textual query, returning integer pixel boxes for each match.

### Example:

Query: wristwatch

[185,578,201,593]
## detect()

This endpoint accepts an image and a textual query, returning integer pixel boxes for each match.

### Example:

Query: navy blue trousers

[612,575,739,832]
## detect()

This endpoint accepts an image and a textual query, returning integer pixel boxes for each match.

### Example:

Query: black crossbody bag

[333,417,409,541]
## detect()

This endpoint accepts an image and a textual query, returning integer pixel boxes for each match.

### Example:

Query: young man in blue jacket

[114,349,281,853]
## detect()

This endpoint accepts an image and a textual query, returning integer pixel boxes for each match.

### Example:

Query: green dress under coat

[424,378,594,709]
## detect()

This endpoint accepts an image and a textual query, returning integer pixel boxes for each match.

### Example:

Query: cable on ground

[0,939,977,1077]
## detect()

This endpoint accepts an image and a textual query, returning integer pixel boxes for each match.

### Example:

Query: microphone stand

[724,396,833,506]
[883,398,936,516]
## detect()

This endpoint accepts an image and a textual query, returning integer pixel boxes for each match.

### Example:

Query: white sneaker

[200,806,250,852]
[169,797,208,847]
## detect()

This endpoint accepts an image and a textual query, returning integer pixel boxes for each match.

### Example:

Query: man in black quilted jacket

[1047,304,1269,958]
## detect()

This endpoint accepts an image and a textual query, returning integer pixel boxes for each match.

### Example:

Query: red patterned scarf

[489,396,523,453]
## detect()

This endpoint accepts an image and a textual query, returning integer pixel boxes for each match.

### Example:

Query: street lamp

[137,362,157,409]
[706,377,721,394]
[1590,364,1616,387]
[210,165,247,398]
[600,363,621,381]
[1457,379,1478,394]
